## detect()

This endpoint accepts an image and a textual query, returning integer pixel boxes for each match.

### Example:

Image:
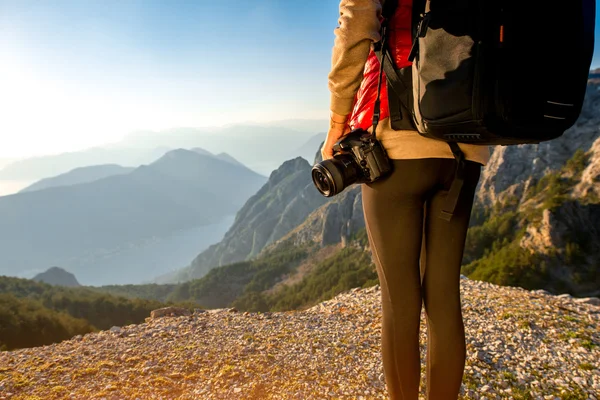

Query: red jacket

[348,0,414,131]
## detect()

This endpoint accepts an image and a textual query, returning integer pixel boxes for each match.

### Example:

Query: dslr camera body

[312,128,392,197]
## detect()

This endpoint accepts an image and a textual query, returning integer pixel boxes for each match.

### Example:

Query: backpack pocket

[412,8,480,129]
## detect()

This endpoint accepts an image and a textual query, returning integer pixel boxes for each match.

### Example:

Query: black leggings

[361,158,481,400]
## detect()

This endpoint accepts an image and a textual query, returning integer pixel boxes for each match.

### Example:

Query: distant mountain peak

[163,148,200,158]
[32,267,81,287]
[215,152,244,167]
[190,147,214,157]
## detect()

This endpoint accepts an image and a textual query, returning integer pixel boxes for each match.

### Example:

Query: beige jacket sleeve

[328,0,384,116]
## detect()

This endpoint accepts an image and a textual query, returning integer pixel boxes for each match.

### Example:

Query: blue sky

[0,0,339,157]
[0,0,598,158]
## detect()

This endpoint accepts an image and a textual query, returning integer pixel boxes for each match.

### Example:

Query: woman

[322,0,491,399]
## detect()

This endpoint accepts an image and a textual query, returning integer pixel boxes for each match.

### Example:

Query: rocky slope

[268,145,366,249]
[0,277,598,399]
[263,185,364,250]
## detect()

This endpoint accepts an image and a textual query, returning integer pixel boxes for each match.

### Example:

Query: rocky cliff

[261,185,364,251]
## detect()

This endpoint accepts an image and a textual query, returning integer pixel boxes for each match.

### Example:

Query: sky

[0,0,339,158]
[0,0,599,159]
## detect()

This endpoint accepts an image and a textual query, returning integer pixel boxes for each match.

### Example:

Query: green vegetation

[511,387,533,400]
[579,362,595,371]
[348,228,370,248]
[558,386,589,400]
[87,283,179,303]
[166,240,312,309]
[462,241,549,290]
[0,276,194,351]
[463,210,520,264]
[265,246,377,312]
[228,233,377,312]
[0,293,93,351]
[462,149,599,293]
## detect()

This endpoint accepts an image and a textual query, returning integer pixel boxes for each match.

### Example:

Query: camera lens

[311,155,359,197]
[312,169,331,194]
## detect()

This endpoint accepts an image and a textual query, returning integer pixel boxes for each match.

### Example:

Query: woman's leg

[421,160,482,399]
[361,159,441,400]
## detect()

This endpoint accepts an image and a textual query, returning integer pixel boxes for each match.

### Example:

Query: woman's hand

[321,112,351,160]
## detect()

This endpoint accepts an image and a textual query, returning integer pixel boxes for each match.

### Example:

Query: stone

[109,326,121,334]
[150,307,192,319]
[574,297,600,306]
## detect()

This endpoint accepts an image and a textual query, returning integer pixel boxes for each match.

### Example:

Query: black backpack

[379,0,596,145]
[376,0,596,220]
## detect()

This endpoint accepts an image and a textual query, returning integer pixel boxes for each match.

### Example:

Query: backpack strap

[381,0,398,18]
[374,0,417,130]
[374,50,413,129]
[440,142,466,222]
[379,0,467,222]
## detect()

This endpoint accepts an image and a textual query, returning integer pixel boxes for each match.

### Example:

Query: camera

[311,128,392,197]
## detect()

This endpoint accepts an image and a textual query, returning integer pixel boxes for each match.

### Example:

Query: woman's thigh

[420,160,481,314]
[361,159,443,310]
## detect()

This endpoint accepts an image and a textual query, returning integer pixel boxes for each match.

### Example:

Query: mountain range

[0,149,266,285]
[19,164,135,193]
[0,122,325,201]
[0,147,171,181]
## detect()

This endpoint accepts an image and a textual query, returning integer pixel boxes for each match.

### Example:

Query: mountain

[144,148,266,208]
[215,152,245,167]
[155,157,328,283]
[190,148,245,168]
[0,149,266,285]
[291,132,326,164]
[121,124,319,176]
[0,146,170,181]
[32,266,81,287]
[19,164,134,193]
[265,185,364,249]
[0,122,321,183]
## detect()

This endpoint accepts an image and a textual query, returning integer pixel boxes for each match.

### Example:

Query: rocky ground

[0,276,598,400]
